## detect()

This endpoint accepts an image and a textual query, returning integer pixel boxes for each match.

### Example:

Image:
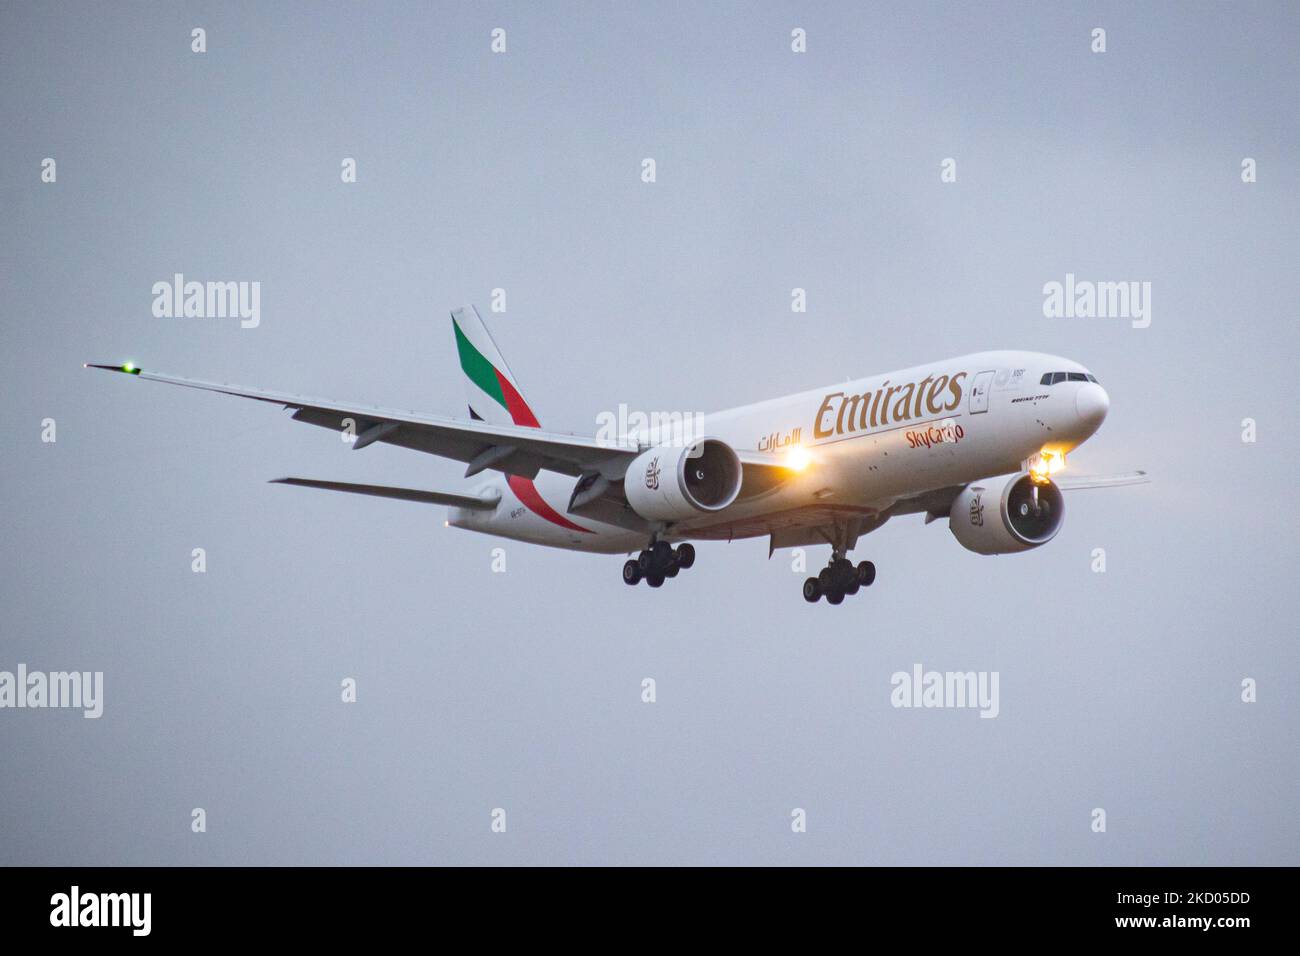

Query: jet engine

[949,473,1064,555]
[623,438,742,522]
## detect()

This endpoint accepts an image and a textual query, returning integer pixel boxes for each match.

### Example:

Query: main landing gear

[803,555,875,605]
[623,541,695,588]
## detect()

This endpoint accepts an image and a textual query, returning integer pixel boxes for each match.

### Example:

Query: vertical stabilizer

[450,305,541,428]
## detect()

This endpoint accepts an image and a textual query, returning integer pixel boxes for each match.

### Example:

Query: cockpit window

[1041,371,1100,386]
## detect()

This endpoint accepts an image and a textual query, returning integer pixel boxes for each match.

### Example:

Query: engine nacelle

[624,438,742,522]
[949,473,1064,555]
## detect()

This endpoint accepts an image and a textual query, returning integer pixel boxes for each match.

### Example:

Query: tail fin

[450,305,541,429]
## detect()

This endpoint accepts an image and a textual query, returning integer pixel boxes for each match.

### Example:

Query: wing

[269,478,500,509]
[87,363,637,480]
[86,363,797,498]
[1054,470,1150,490]
[897,470,1151,525]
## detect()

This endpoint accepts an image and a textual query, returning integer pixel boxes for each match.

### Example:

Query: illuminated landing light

[784,445,812,472]
[1027,448,1066,483]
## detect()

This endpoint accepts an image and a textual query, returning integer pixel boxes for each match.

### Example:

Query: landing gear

[623,542,696,587]
[803,555,876,604]
[856,560,876,587]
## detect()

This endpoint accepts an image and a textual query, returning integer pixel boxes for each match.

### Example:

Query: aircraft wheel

[818,567,835,591]
[845,577,860,596]
[664,562,679,578]
[826,589,845,605]
[646,572,665,588]
[857,561,876,587]
[675,543,696,569]
[637,550,654,574]
[622,560,641,585]
[802,578,821,603]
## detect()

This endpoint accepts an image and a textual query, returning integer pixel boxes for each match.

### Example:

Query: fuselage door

[968,370,996,414]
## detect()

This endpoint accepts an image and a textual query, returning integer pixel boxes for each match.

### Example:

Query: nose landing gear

[803,555,875,604]
[623,542,695,587]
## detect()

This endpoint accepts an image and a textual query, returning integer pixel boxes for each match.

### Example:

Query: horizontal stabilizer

[270,478,499,510]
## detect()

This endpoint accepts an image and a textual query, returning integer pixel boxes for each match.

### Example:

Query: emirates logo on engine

[969,492,985,527]
[644,455,661,491]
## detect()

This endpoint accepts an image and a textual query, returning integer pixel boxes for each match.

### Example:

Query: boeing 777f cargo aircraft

[89,306,1146,604]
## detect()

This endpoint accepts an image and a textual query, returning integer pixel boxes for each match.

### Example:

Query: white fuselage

[449,350,1110,554]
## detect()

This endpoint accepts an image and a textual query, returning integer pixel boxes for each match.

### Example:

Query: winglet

[85,362,142,375]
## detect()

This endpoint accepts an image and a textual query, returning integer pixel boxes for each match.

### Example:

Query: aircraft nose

[1075,382,1109,431]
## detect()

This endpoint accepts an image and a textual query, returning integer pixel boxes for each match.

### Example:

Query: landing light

[784,446,812,472]
[1027,448,1066,483]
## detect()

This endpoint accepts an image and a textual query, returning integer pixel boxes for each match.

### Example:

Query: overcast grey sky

[2,1,1297,865]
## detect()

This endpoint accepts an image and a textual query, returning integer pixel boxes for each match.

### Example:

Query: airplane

[88,305,1147,604]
